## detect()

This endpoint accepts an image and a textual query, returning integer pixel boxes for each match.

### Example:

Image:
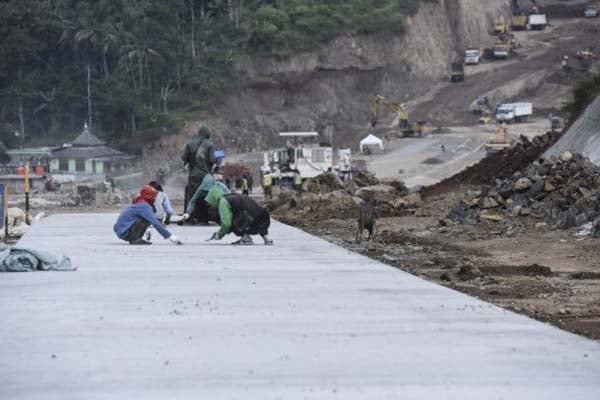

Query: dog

[356,198,375,242]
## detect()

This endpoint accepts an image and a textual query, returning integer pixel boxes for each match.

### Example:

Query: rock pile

[449,152,600,234]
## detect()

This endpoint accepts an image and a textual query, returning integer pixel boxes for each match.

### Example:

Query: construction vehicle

[549,114,565,132]
[528,13,547,30]
[485,124,511,154]
[493,34,512,59]
[260,132,340,185]
[496,102,532,123]
[494,15,509,35]
[576,47,598,59]
[511,0,528,30]
[464,48,481,65]
[450,61,465,82]
[370,94,426,138]
[584,3,599,17]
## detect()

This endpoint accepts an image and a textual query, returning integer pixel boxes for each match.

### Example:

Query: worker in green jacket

[201,185,273,245]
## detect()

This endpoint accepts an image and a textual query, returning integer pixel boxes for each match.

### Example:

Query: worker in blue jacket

[113,185,183,245]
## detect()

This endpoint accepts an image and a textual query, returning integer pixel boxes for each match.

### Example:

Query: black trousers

[232,211,270,237]
[184,175,208,223]
[123,218,150,242]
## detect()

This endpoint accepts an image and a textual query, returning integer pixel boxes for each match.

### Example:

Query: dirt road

[411,18,600,126]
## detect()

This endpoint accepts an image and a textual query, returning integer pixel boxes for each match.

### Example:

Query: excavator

[484,123,511,154]
[494,15,509,34]
[370,94,425,138]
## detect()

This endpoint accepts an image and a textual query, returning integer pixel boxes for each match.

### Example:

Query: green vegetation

[0,0,431,151]
[565,72,600,119]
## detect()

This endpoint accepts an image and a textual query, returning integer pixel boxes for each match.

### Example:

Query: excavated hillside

[144,0,510,169]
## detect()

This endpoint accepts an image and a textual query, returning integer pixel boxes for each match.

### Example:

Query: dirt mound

[269,172,419,225]
[422,130,563,198]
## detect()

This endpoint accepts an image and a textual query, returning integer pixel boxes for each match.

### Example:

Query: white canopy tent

[360,134,384,153]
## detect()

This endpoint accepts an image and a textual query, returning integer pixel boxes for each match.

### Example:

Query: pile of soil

[422,130,563,198]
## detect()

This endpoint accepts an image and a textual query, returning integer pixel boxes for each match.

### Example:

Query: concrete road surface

[1,213,599,399]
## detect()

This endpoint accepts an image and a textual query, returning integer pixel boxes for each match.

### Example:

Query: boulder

[513,177,533,192]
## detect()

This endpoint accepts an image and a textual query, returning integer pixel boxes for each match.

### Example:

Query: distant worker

[202,185,273,245]
[242,175,249,196]
[113,185,182,245]
[181,126,216,224]
[262,173,273,199]
[149,181,173,225]
[441,144,446,152]
[294,172,302,193]
[248,174,254,194]
[561,55,569,71]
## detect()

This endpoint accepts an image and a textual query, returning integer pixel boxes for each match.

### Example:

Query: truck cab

[464,49,480,65]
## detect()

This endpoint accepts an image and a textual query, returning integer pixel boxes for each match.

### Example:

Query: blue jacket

[113,202,171,240]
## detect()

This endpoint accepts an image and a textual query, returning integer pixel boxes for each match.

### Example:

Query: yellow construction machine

[494,15,509,34]
[485,124,511,154]
[370,94,425,138]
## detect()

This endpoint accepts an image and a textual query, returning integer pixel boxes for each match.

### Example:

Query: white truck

[584,5,598,18]
[464,48,481,65]
[528,14,547,30]
[496,102,533,123]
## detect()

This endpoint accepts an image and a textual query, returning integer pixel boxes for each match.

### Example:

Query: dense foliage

[0,0,430,151]
[565,72,600,119]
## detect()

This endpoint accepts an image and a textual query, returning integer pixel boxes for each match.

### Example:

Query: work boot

[261,234,273,245]
[232,234,253,245]
[129,238,152,245]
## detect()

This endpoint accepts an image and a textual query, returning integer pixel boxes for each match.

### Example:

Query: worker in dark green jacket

[181,126,216,223]
[202,185,273,245]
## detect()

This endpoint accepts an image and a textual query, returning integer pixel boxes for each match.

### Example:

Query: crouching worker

[185,185,273,245]
[183,174,230,224]
[113,185,183,245]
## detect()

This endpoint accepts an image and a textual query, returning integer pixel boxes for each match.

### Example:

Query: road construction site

[2,213,600,399]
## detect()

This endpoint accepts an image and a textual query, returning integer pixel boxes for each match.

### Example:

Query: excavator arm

[370,94,409,128]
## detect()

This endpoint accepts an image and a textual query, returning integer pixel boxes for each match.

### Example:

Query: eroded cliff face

[144,0,510,166]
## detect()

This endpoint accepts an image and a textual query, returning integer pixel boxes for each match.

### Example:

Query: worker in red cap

[113,185,183,245]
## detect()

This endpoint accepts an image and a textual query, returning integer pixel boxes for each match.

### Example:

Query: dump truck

[493,35,512,59]
[528,14,547,30]
[450,62,465,82]
[496,102,532,123]
[464,48,481,65]
[512,14,528,30]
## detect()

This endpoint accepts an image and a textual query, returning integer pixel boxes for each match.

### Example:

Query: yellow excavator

[370,94,425,138]
[485,123,511,154]
[494,15,508,34]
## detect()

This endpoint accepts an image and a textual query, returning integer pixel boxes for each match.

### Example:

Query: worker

[149,181,173,225]
[242,175,249,196]
[181,126,216,224]
[294,172,302,193]
[113,185,182,245]
[201,185,273,245]
[184,174,230,223]
[262,173,273,199]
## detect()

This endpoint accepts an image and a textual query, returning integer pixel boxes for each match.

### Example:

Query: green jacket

[182,135,215,178]
[205,185,232,238]
[186,174,230,215]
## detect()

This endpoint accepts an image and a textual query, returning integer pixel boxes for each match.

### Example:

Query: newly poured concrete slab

[1,213,599,399]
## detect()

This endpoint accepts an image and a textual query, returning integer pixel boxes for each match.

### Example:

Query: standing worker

[201,185,273,245]
[181,126,216,224]
[293,172,302,193]
[242,175,249,196]
[262,173,273,199]
[113,185,182,245]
